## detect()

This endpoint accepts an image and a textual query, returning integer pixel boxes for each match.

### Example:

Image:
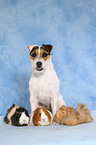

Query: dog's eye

[42,52,48,57]
[39,113,41,116]
[31,52,37,58]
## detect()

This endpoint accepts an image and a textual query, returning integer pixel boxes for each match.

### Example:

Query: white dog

[28,44,65,124]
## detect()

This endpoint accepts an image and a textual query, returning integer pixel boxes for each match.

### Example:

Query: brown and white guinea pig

[4,104,30,126]
[33,107,52,126]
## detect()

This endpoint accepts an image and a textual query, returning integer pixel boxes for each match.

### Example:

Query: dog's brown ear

[42,44,53,54]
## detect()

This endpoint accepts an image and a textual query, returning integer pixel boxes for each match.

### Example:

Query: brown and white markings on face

[33,107,52,126]
[28,44,53,72]
[40,108,52,125]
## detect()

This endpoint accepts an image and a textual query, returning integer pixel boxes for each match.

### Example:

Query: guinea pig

[33,107,52,126]
[53,104,93,126]
[4,104,30,126]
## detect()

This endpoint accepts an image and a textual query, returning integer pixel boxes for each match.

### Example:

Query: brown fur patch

[42,108,51,124]
[29,47,51,61]
[40,49,50,61]
[30,49,39,60]
[42,44,53,54]
[33,107,41,126]
[29,45,52,61]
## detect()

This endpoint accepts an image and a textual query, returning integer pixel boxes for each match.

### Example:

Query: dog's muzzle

[36,62,43,71]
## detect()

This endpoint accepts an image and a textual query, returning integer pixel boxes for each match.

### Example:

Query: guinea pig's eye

[16,111,21,114]
[62,111,65,114]
[31,52,37,58]
[39,113,41,116]
[42,52,48,58]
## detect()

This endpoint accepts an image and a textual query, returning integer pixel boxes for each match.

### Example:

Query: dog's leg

[58,94,66,108]
[29,94,38,125]
[51,94,58,118]
[51,93,65,124]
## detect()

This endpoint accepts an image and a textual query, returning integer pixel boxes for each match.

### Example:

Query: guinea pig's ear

[60,105,66,110]
[47,110,52,118]
[33,108,40,115]
[33,109,37,115]
[42,44,53,54]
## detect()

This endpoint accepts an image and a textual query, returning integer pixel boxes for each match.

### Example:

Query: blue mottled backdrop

[0,0,96,115]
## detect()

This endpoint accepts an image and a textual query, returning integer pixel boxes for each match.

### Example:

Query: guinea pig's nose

[23,120,26,123]
[36,62,42,68]
[43,119,45,122]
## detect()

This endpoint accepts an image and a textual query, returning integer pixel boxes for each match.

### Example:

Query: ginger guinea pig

[33,107,52,126]
[53,104,93,126]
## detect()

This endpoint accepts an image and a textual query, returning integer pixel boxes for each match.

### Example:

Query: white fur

[38,109,49,125]
[38,46,41,53]
[19,112,29,125]
[29,45,65,124]
[28,45,38,52]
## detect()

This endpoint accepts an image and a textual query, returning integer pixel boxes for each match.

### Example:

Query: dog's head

[28,44,53,75]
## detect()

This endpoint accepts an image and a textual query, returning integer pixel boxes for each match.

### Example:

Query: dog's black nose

[36,62,42,68]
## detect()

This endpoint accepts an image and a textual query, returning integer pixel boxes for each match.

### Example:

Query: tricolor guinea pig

[4,104,30,126]
[33,107,52,126]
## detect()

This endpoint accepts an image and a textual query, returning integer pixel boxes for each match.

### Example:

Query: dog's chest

[30,70,59,104]
[35,76,52,101]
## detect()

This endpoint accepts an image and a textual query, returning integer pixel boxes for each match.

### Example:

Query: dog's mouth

[36,68,43,71]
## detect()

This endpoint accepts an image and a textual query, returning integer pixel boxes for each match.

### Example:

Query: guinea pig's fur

[4,104,30,126]
[53,104,93,126]
[33,107,52,126]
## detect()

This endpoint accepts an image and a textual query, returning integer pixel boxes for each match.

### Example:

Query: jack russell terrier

[28,44,65,124]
